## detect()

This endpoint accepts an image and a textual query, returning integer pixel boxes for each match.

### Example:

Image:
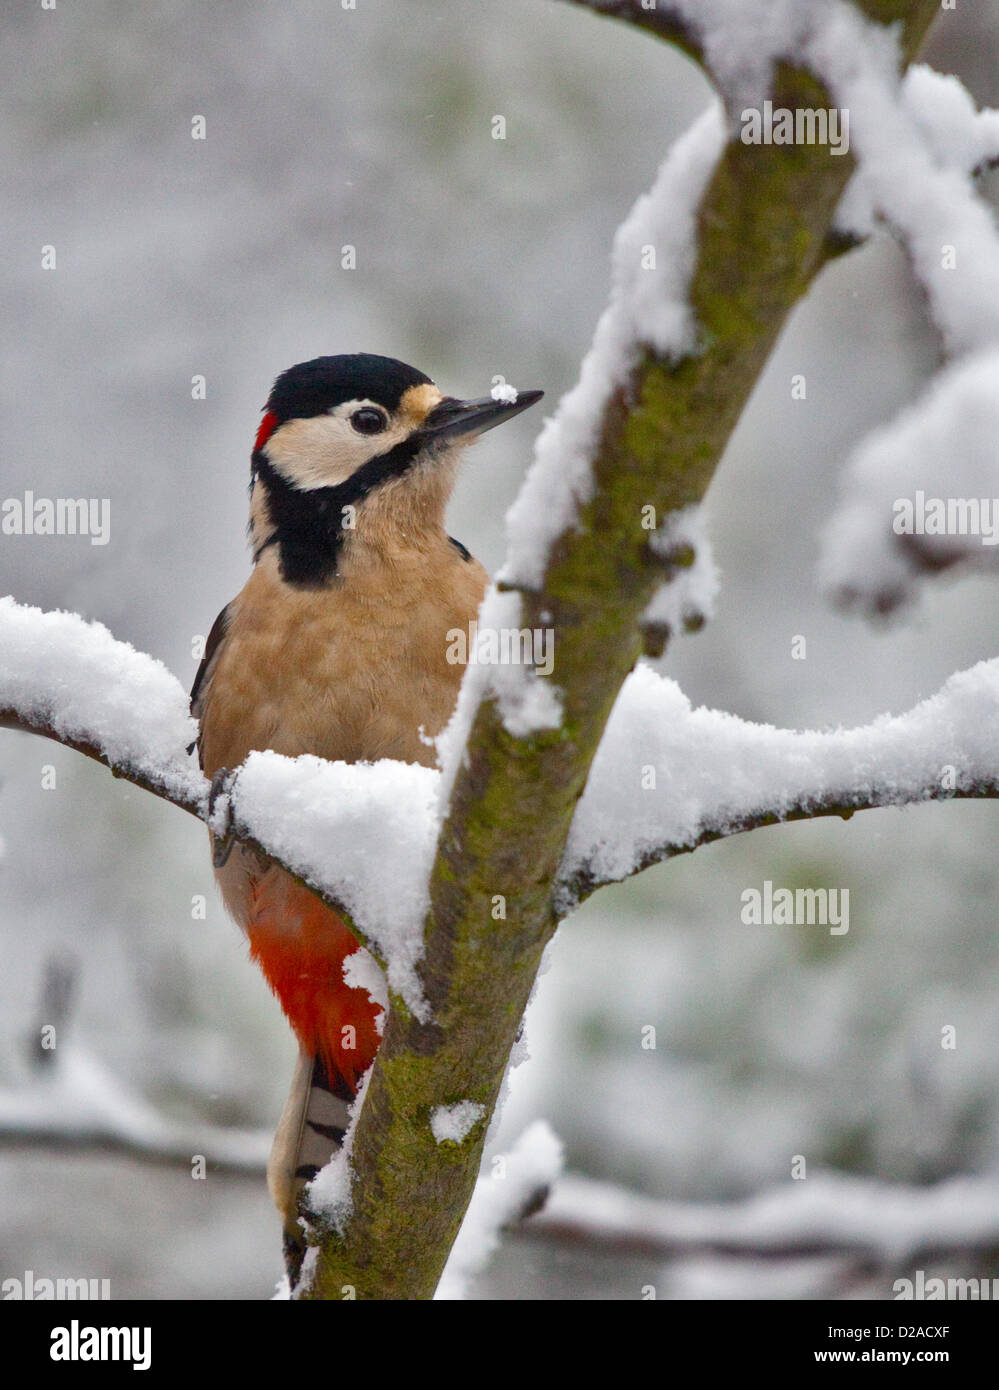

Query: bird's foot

[208,767,238,868]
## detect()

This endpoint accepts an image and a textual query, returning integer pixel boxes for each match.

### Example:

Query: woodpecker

[190,353,542,1279]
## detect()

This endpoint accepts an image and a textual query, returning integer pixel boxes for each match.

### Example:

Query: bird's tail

[241,871,384,1283]
[269,1047,357,1283]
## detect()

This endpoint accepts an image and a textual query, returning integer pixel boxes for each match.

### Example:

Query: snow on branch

[500,107,724,592]
[812,44,999,612]
[573,4,999,620]
[846,64,999,206]
[819,347,999,616]
[524,1169,999,1266]
[0,595,206,815]
[224,752,438,1011]
[3,1,950,1301]
[816,17,999,357]
[435,1121,564,1300]
[560,659,999,905]
[0,598,438,994]
[0,1045,270,1174]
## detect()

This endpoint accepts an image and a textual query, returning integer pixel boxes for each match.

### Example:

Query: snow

[436,585,563,790]
[536,1168,999,1262]
[809,10,999,357]
[813,35,999,608]
[304,1065,372,1248]
[0,596,447,1019]
[430,1100,486,1146]
[0,596,444,1018]
[561,659,999,893]
[500,104,725,591]
[895,66,999,181]
[807,20,999,614]
[0,596,204,811]
[819,346,999,615]
[496,1,999,611]
[835,62,998,233]
[0,1044,270,1170]
[341,949,389,1036]
[640,505,720,644]
[231,751,440,1019]
[434,1120,564,1300]
[507,8,999,624]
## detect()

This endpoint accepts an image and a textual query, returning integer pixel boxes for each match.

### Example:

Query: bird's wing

[189,600,234,766]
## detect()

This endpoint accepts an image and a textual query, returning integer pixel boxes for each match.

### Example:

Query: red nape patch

[253,409,279,455]
[246,878,383,1091]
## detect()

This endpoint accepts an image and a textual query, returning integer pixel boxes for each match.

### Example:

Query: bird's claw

[209,768,238,868]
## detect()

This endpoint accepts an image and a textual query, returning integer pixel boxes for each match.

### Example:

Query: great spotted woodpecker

[190,354,542,1278]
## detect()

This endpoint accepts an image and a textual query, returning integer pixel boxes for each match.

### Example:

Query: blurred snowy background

[2,0,999,1299]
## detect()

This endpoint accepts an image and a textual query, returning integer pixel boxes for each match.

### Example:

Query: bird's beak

[420,389,544,442]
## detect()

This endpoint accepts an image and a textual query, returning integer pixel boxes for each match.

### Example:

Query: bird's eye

[350,407,387,435]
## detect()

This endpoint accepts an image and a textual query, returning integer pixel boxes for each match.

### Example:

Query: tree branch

[0,707,206,818]
[555,660,999,909]
[564,0,703,65]
[562,780,999,912]
[300,0,943,1302]
[0,698,380,963]
[0,1047,270,1175]
[519,1171,999,1268]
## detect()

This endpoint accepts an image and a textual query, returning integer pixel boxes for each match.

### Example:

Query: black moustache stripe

[252,432,425,585]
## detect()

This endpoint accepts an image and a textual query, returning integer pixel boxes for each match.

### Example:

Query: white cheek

[267,416,415,490]
[266,417,370,488]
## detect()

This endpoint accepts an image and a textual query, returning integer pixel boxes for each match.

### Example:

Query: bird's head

[248,353,542,585]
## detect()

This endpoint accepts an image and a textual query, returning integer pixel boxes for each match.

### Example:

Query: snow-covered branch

[435,1121,564,1300]
[0,1045,270,1174]
[0,595,206,817]
[573,4,999,624]
[817,54,999,614]
[820,348,999,616]
[301,0,943,1303]
[523,1170,999,1268]
[559,660,999,907]
[0,596,437,975]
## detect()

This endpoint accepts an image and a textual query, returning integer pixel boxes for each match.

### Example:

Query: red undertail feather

[246,876,382,1091]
